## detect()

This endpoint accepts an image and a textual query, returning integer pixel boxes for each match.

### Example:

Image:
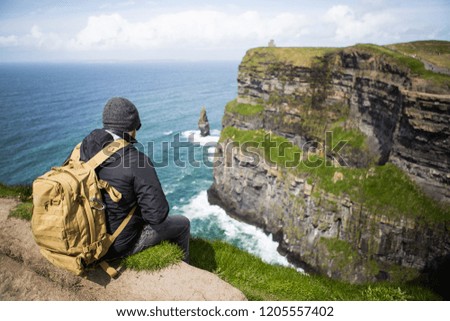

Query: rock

[0,199,246,301]
[303,182,313,196]
[332,171,344,183]
[198,107,210,137]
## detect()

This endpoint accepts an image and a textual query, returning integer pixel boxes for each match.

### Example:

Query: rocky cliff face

[209,149,449,283]
[209,44,450,283]
[230,48,450,202]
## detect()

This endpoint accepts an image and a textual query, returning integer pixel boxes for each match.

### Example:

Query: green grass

[2,183,34,221]
[330,126,366,150]
[320,238,357,263]
[387,40,450,70]
[9,202,33,220]
[219,127,450,223]
[242,47,338,69]
[319,238,380,278]
[225,99,264,116]
[121,241,184,271]
[354,43,450,88]
[0,183,32,202]
[189,238,439,301]
[220,126,303,168]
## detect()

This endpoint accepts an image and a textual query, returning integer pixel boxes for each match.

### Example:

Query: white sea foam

[180,190,294,268]
[181,129,220,146]
[163,130,173,135]
[210,129,221,136]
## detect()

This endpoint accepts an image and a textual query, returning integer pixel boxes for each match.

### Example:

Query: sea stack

[198,106,210,137]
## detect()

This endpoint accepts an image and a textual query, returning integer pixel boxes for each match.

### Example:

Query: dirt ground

[0,198,246,301]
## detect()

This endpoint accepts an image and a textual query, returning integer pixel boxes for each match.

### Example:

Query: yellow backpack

[31,139,135,278]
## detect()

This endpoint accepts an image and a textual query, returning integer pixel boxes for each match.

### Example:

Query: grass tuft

[0,183,32,202]
[121,241,184,271]
[330,126,366,150]
[9,202,33,220]
[225,99,264,116]
[361,286,410,301]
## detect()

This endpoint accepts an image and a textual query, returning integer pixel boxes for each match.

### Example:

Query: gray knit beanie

[102,97,141,132]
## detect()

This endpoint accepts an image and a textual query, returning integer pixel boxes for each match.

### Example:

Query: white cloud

[0,3,448,61]
[0,35,18,46]
[0,25,64,50]
[30,25,43,39]
[29,25,65,49]
[324,5,396,42]
[68,10,308,50]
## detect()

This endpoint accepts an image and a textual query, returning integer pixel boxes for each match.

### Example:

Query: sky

[0,0,449,62]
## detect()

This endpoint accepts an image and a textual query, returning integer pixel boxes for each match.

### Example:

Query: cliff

[209,41,450,284]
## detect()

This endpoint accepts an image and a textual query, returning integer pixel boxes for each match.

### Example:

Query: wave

[163,130,173,136]
[179,190,294,268]
[181,129,220,147]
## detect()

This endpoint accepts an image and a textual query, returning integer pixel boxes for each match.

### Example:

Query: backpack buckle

[90,198,106,210]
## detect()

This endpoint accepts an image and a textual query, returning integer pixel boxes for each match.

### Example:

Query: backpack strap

[85,138,133,278]
[99,205,137,278]
[103,205,137,249]
[62,143,82,166]
[86,138,129,170]
[70,143,82,162]
[98,261,120,278]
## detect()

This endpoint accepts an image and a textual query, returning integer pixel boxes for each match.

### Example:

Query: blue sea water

[0,62,290,267]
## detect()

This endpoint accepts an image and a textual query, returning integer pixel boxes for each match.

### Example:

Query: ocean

[0,62,290,267]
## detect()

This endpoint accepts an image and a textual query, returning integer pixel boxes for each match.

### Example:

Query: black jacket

[79,129,169,259]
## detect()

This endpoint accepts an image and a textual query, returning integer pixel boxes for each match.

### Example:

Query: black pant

[127,215,191,263]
